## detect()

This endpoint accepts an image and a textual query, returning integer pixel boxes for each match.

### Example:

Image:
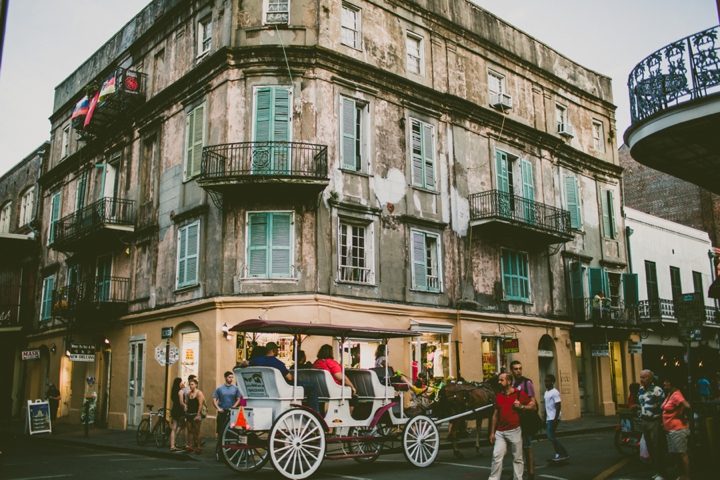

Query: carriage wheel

[347,423,390,463]
[402,415,440,468]
[270,409,326,480]
[221,424,270,473]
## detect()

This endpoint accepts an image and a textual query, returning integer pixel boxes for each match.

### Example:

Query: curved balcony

[51,197,135,253]
[198,141,329,204]
[469,190,573,246]
[52,276,129,321]
[625,25,720,194]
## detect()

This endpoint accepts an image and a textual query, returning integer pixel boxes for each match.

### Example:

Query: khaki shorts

[666,427,689,453]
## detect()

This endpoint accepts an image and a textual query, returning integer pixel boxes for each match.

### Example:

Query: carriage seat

[297,369,352,402]
[234,366,304,401]
[345,369,394,400]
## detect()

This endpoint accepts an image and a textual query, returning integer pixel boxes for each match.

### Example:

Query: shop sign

[69,344,96,362]
[155,341,179,366]
[591,343,610,357]
[22,349,41,361]
[27,400,52,435]
[537,349,554,357]
[502,338,519,354]
[628,340,642,355]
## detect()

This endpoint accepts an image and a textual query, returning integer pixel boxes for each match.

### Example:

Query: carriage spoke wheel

[402,415,440,468]
[221,425,269,473]
[348,423,390,463]
[270,409,326,480]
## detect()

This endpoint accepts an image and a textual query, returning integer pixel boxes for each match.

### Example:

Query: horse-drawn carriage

[220,319,494,479]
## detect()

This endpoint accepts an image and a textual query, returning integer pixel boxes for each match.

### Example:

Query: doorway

[126,337,145,426]
[610,341,626,406]
[538,335,557,414]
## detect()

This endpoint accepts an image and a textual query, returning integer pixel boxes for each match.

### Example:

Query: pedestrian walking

[510,360,537,480]
[489,372,536,480]
[543,374,569,462]
[46,383,61,424]
[213,371,242,460]
[634,369,668,480]
[185,379,205,454]
[169,378,186,452]
[662,375,690,480]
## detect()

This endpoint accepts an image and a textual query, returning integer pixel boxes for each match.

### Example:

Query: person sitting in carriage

[373,345,413,386]
[240,342,320,413]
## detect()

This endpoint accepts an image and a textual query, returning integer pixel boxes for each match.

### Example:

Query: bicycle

[136,404,170,447]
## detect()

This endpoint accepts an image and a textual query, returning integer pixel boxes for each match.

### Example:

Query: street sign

[628,340,642,355]
[591,343,610,357]
[155,341,179,366]
[21,349,41,360]
[161,326,174,339]
[69,344,96,362]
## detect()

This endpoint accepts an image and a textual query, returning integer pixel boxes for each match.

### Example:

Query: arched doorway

[537,335,557,413]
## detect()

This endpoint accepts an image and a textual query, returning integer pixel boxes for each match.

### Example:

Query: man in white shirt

[544,374,569,461]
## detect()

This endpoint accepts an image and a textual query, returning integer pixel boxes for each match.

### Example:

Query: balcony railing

[338,266,372,284]
[52,276,129,317]
[469,190,572,240]
[572,298,634,326]
[200,141,329,180]
[52,197,135,248]
[637,298,719,324]
[628,25,720,124]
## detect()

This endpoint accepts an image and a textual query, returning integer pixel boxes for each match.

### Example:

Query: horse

[436,376,499,459]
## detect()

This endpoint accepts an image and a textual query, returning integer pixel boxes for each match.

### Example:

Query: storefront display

[482,337,508,381]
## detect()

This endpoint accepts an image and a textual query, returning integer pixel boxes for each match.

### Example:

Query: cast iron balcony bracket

[52,197,135,249]
[628,25,720,124]
[468,190,572,242]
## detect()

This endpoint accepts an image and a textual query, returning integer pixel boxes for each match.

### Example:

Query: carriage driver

[240,342,320,412]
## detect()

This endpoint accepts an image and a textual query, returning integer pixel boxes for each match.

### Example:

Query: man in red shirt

[489,372,536,480]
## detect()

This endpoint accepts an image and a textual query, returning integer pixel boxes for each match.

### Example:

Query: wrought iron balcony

[51,197,135,252]
[469,190,573,246]
[628,26,720,124]
[571,298,636,327]
[197,141,329,204]
[637,298,719,324]
[52,276,129,319]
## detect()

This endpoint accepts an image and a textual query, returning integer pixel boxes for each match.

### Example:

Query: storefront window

[411,332,451,385]
[242,333,295,365]
[180,330,200,380]
[482,337,508,381]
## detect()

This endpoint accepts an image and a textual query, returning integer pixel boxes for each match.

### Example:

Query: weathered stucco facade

[25,0,634,431]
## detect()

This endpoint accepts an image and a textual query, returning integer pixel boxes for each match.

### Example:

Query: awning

[229,318,419,340]
[409,319,454,334]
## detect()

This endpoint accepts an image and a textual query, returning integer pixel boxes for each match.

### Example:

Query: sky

[0,0,717,177]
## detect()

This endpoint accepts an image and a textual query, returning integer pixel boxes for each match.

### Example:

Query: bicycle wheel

[136,419,151,446]
[154,419,171,447]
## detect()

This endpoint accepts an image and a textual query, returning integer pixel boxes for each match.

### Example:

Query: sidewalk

[0,414,617,463]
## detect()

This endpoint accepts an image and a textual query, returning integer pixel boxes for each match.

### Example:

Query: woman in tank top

[184,379,205,454]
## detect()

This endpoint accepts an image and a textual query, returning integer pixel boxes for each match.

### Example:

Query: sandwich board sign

[27,399,52,435]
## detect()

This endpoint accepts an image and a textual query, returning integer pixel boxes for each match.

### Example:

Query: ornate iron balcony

[198,141,329,204]
[52,197,135,252]
[628,25,720,124]
[52,276,129,319]
[637,298,675,322]
[469,190,572,245]
[571,298,635,326]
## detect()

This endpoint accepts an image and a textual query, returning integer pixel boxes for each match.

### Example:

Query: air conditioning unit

[490,93,513,111]
[558,123,575,138]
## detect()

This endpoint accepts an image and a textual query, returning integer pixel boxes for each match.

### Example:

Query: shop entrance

[538,335,557,413]
[610,341,626,405]
[126,337,145,427]
[410,326,452,385]
[481,337,507,381]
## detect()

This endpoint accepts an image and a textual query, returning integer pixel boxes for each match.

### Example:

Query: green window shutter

[521,159,534,223]
[645,261,659,300]
[76,172,87,212]
[607,190,616,238]
[341,97,357,169]
[588,267,606,297]
[411,120,424,187]
[270,213,292,277]
[502,250,529,301]
[177,227,187,286]
[185,223,199,286]
[191,104,205,178]
[693,271,704,295]
[670,266,682,299]
[185,109,195,178]
[518,253,529,299]
[422,123,435,189]
[623,273,639,307]
[42,277,54,320]
[602,190,616,238]
[254,88,272,143]
[565,176,581,229]
[496,151,509,193]
[273,88,290,143]
[248,213,268,277]
[570,262,585,320]
[412,231,427,289]
[49,192,61,244]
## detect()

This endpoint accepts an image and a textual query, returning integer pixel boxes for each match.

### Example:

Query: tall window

[340,97,366,172]
[75,171,88,212]
[411,230,441,292]
[555,104,567,132]
[266,0,289,24]
[48,191,62,245]
[41,275,55,321]
[247,212,293,278]
[0,202,11,233]
[502,249,530,301]
[564,175,582,229]
[693,271,704,295]
[601,189,616,239]
[62,126,70,158]
[645,261,659,300]
[254,87,292,173]
[406,33,423,75]
[184,103,205,180]
[339,222,372,283]
[670,266,682,299]
[341,4,361,49]
[592,120,605,152]
[488,71,505,96]
[197,16,212,56]
[410,118,435,190]
[177,221,200,288]
[19,187,35,227]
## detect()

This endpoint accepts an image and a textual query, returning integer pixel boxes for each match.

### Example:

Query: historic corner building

[21,0,634,432]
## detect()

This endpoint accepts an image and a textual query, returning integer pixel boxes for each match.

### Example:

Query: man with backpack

[511,361,537,480]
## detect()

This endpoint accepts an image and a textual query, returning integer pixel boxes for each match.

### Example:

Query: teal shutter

[588,267,609,297]
[570,262,585,320]
[565,176,581,229]
[411,120,424,186]
[496,151,509,193]
[270,213,291,277]
[254,88,272,143]
[521,159,534,223]
[177,227,187,286]
[623,273,639,307]
[341,97,357,169]
[273,89,290,143]
[254,87,291,173]
[412,231,427,289]
[602,190,616,238]
[248,213,269,277]
[423,123,435,189]
[185,105,205,179]
[185,223,199,285]
[42,277,54,320]
[49,191,61,244]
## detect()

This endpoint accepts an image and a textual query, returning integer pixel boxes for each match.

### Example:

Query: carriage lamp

[221,323,231,340]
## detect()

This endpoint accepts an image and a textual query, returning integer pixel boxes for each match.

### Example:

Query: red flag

[84,91,100,131]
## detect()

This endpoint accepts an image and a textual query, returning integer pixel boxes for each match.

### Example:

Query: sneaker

[651,476,666,480]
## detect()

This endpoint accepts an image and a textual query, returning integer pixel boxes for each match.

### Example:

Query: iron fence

[52,276,129,314]
[53,197,135,245]
[571,298,634,325]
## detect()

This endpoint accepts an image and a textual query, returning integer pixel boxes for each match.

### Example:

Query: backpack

[516,383,542,436]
